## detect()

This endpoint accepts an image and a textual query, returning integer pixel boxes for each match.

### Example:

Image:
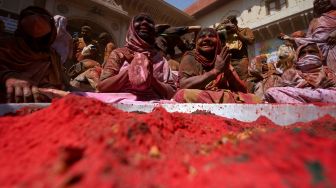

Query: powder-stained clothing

[74,37,99,62]
[0,38,64,91]
[68,60,101,91]
[227,27,255,80]
[227,28,254,60]
[0,8,65,102]
[174,50,261,103]
[100,48,174,100]
[247,45,296,98]
[247,55,283,98]
[102,42,116,64]
[98,14,175,100]
[265,87,336,104]
[265,43,336,104]
[295,10,336,72]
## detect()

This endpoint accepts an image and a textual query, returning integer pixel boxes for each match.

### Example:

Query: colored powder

[0,95,335,188]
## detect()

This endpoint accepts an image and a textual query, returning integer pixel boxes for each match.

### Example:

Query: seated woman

[96,13,176,100]
[0,6,66,103]
[67,47,101,91]
[247,44,296,98]
[265,43,336,104]
[284,0,336,72]
[37,14,176,103]
[173,28,260,103]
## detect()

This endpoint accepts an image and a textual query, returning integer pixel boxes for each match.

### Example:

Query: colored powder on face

[0,95,335,188]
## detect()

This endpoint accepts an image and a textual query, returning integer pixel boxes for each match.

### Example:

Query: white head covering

[51,15,73,64]
[295,43,323,72]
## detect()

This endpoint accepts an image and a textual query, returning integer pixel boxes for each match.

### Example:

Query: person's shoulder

[180,51,197,64]
[181,51,195,59]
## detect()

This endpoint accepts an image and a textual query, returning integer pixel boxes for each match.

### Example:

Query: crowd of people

[0,0,335,104]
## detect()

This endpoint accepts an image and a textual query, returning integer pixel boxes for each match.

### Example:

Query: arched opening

[67,18,116,44]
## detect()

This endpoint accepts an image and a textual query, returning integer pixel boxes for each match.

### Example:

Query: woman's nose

[203,35,210,40]
[141,20,149,25]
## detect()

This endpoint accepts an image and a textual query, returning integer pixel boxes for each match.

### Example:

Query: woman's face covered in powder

[133,14,155,44]
[20,14,54,51]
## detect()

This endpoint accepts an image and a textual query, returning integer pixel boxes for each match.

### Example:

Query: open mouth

[139,25,150,33]
[201,45,213,49]
[200,41,214,50]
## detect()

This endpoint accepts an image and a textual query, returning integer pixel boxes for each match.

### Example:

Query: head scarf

[81,25,92,32]
[52,15,72,64]
[15,6,56,49]
[99,32,111,40]
[0,6,63,91]
[122,14,164,91]
[54,15,68,37]
[278,45,295,59]
[189,28,221,68]
[227,15,238,25]
[277,44,296,65]
[313,0,334,17]
[125,13,155,53]
[295,43,323,72]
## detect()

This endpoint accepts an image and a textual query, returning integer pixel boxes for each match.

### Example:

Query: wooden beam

[304,13,310,28]
[266,26,273,38]
[300,13,308,28]
[258,29,266,41]
[288,18,295,32]
[276,22,284,34]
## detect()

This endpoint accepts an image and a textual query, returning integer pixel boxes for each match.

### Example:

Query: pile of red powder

[0,95,335,188]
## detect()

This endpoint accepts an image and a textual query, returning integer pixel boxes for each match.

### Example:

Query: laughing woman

[173,28,260,103]
[96,13,176,100]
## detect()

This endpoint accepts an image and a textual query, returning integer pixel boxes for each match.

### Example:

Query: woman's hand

[213,46,231,74]
[5,78,38,103]
[38,88,70,99]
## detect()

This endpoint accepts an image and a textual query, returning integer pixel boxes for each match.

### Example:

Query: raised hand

[214,46,231,74]
[128,52,152,90]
